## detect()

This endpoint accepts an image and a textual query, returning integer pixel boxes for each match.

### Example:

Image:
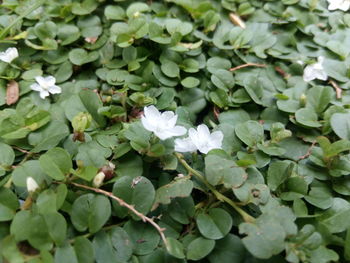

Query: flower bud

[93,172,105,188]
[26,177,39,193]
[300,93,307,107]
[72,112,92,133]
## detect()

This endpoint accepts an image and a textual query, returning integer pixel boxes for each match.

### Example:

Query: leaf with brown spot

[6,80,19,105]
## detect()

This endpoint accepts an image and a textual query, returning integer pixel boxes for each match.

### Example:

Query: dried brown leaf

[6,80,19,105]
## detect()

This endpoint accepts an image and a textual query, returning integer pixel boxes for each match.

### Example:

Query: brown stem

[298,141,316,160]
[12,146,30,154]
[329,79,342,99]
[229,63,266,72]
[70,182,168,247]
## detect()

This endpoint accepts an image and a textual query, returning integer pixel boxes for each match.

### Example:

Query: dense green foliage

[1,0,350,262]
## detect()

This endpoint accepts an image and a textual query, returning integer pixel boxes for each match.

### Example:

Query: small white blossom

[141,105,186,140]
[175,137,197,153]
[93,172,105,188]
[327,0,350,11]
[26,177,39,193]
[30,76,62,99]
[303,56,328,82]
[0,47,19,63]
[188,124,224,154]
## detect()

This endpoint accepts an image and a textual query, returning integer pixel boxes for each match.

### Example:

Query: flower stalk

[175,153,255,223]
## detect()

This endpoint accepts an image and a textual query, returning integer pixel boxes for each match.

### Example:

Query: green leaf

[69,48,99,66]
[267,160,294,191]
[305,184,333,209]
[54,243,78,263]
[186,237,215,260]
[317,198,350,233]
[123,220,160,255]
[165,237,185,259]
[92,227,132,263]
[239,202,296,259]
[205,152,247,188]
[28,121,70,153]
[295,108,321,128]
[0,188,19,222]
[71,194,111,233]
[44,212,67,245]
[74,237,94,263]
[161,60,179,78]
[12,160,48,187]
[112,176,155,220]
[39,148,72,181]
[153,177,193,210]
[196,208,233,240]
[0,142,15,172]
[331,112,350,140]
[235,121,264,147]
[104,5,125,20]
[208,234,246,263]
[181,77,200,88]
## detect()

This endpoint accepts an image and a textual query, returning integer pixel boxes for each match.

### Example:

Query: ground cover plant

[0,0,350,262]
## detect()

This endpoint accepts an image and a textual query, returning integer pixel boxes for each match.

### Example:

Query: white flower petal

[161,111,176,122]
[303,57,328,82]
[175,137,197,152]
[327,0,350,10]
[188,127,200,147]
[154,130,174,140]
[0,47,18,63]
[39,90,50,99]
[141,116,155,132]
[141,105,186,140]
[35,76,47,87]
[197,124,210,137]
[44,76,56,86]
[30,83,43,92]
[210,131,224,148]
[197,144,211,154]
[48,85,61,94]
[144,105,161,120]
[26,177,39,193]
[169,126,187,137]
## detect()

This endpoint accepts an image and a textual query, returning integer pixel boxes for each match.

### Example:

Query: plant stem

[0,0,45,40]
[175,153,255,223]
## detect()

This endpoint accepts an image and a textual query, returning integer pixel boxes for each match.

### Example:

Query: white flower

[141,105,186,140]
[93,172,105,188]
[327,0,350,11]
[175,137,197,153]
[30,76,62,99]
[0,47,19,63]
[188,124,224,154]
[303,56,328,82]
[26,177,39,193]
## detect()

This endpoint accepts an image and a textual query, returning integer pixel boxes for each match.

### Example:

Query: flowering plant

[0,0,350,262]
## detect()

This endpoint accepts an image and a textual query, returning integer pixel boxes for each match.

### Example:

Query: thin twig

[12,146,30,154]
[229,63,266,72]
[298,141,316,160]
[70,182,168,247]
[329,79,342,99]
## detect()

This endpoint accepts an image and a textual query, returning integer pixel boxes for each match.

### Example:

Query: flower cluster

[1,47,62,100]
[141,106,223,154]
